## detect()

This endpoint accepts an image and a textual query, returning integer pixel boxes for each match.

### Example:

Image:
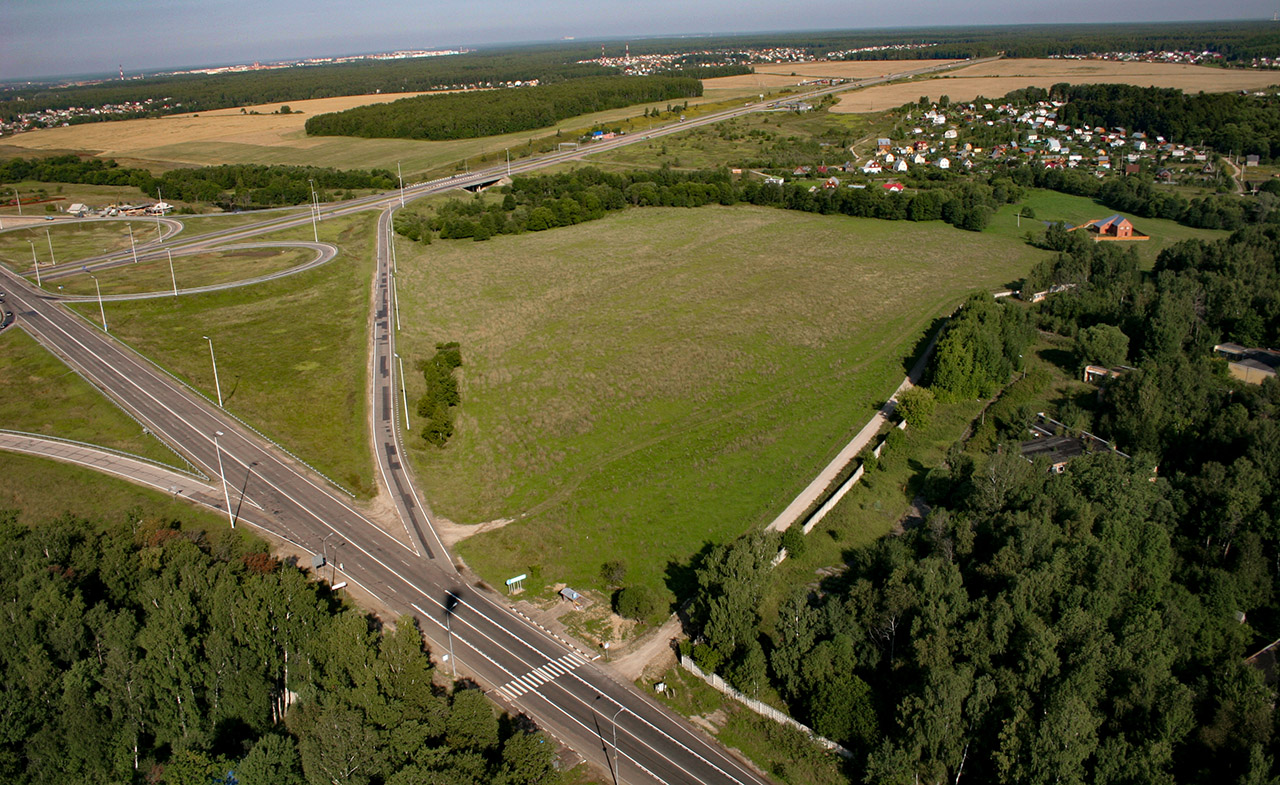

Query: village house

[1214,343,1280,384]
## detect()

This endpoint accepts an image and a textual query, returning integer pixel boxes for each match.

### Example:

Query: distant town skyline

[2,0,1276,81]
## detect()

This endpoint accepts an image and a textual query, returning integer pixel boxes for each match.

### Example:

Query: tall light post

[89,273,106,332]
[203,335,223,407]
[395,352,410,429]
[595,696,625,785]
[167,249,178,296]
[45,228,56,267]
[308,179,319,242]
[506,148,511,177]
[213,430,234,528]
[28,241,41,288]
[397,161,405,207]
[12,189,21,216]
[127,222,138,264]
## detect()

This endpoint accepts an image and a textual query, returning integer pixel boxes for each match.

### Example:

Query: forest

[1039,84,1280,162]
[0,511,562,785]
[303,76,703,140]
[678,225,1280,784]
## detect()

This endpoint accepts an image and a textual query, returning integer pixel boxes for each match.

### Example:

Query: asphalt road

[0,59,997,782]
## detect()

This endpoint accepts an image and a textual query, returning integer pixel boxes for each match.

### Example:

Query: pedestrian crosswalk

[495,652,587,700]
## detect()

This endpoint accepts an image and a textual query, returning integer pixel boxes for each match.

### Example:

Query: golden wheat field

[830,58,1280,113]
[703,59,964,91]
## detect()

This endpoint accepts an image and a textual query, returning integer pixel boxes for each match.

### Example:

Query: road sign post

[505,573,527,594]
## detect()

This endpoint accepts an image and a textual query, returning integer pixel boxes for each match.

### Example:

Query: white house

[943,128,958,139]
[861,160,883,174]
[937,157,951,170]
[895,159,909,172]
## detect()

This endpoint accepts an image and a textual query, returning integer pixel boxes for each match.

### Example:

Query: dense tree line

[304,76,703,140]
[151,164,396,210]
[0,155,153,189]
[0,511,559,784]
[679,223,1280,783]
[0,50,618,122]
[0,155,397,210]
[417,343,463,447]
[391,167,1020,247]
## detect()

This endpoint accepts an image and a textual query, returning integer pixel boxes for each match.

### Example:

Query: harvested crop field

[832,58,1280,113]
[704,59,963,91]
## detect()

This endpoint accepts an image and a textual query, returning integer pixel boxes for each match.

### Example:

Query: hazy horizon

[3,0,1276,83]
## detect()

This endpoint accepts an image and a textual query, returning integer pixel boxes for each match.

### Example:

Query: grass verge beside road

[69,212,379,496]
[392,204,1044,597]
[53,246,316,296]
[0,326,184,466]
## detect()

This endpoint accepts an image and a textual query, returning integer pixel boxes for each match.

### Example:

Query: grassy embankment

[68,212,379,496]
[0,219,164,272]
[0,326,184,466]
[52,246,316,297]
[392,204,1049,599]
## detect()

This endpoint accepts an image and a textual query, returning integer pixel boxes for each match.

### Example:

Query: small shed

[67,203,89,217]
[559,587,582,606]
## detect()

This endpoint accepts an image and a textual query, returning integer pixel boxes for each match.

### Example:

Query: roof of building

[1020,435,1085,465]
[1215,343,1280,370]
[1246,638,1280,686]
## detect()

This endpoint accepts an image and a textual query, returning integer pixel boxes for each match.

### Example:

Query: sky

[2,0,1275,81]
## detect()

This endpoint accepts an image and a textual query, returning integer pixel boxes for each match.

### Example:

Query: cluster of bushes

[927,292,1035,402]
[417,342,462,447]
[601,560,666,623]
[0,512,560,784]
[305,76,702,140]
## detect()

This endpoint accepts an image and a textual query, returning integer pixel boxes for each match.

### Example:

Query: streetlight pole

[446,613,456,677]
[609,705,624,783]
[45,228,56,267]
[308,179,319,242]
[395,352,410,429]
[167,249,178,296]
[398,161,405,207]
[213,430,234,528]
[127,222,138,264]
[506,148,511,177]
[28,241,41,288]
[203,335,223,407]
[90,274,106,332]
[13,189,21,216]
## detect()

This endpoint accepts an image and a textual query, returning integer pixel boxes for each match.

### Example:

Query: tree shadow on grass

[899,315,950,379]
[1037,345,1077,376]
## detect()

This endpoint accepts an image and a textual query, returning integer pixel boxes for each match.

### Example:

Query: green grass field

[52,245,315,296]
[0,219,165,272]
[986,188,1231,270]
[0,451,235,533]
[0,326,184,466]
[391,204,1050,596]
[69,212,379,496]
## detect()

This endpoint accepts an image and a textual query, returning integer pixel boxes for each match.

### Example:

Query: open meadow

[831,58,1280,113]
[985,188,1231,269]
[69,213,379,496]
[0,326,184,466]
[390,205,1050,597]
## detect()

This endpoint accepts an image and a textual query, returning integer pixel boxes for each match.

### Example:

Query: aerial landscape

[3,1,1280,783]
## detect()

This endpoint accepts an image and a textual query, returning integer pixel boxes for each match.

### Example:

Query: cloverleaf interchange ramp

[0,58,982,783]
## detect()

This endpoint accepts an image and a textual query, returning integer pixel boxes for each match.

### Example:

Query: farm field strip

[831,57,1280,113]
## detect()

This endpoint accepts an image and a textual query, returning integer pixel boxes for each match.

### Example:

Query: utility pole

[203,335,223,407]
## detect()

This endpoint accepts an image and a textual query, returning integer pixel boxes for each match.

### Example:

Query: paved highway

[0,59,996,781]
